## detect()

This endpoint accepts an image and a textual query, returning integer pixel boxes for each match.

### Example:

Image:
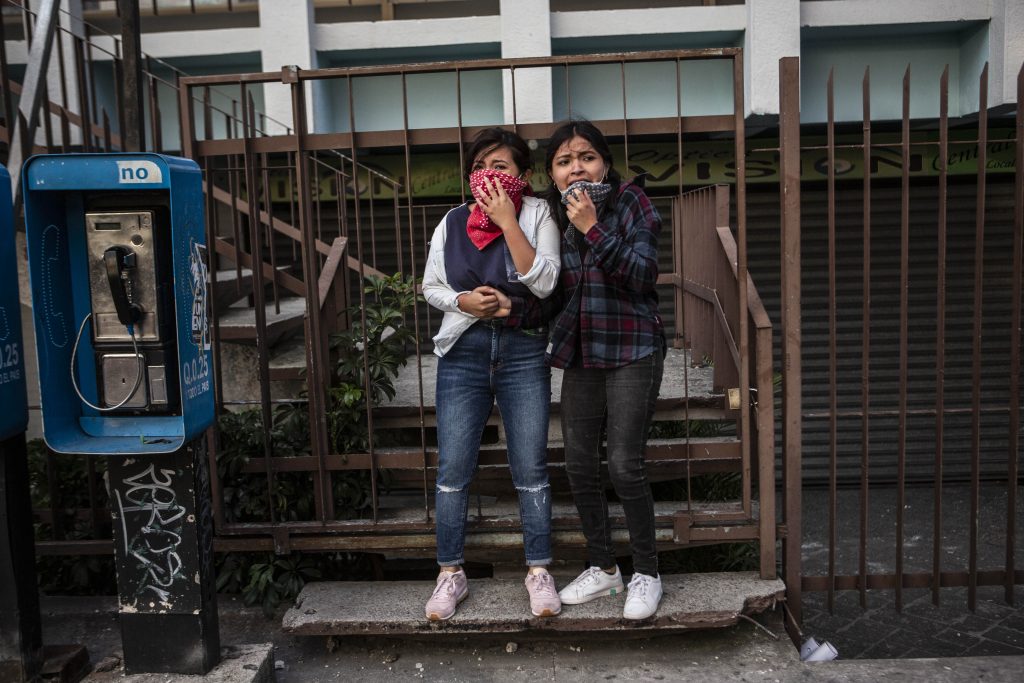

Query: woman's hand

[565,188,598,234]
[457,285,511,318]
[476,176,519,231]
[478,286,512,318]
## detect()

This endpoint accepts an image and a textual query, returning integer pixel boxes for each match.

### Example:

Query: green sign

[266,128,1015,202]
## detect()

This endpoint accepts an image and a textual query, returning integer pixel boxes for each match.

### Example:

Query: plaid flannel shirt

[546,183,664,369]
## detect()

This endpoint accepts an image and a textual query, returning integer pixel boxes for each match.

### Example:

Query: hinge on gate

[728,387,741,410]
[673,512,692,544]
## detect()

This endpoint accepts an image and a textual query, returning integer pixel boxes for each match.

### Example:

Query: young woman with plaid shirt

[544,120,666,620]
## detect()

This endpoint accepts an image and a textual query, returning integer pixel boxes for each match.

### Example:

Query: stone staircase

[283,572,784,636]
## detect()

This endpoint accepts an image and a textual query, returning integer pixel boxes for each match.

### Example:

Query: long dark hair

[463,127,533,181]
[543,119,623,230]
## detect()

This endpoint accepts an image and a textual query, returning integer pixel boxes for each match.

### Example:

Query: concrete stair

[282,572,784,636]
[216,296,306,346]
[211,267,254,313]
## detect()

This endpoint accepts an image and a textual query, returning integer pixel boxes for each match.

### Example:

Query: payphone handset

[70,209,179,413]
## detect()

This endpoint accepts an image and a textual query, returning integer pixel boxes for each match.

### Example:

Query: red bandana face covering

[466,169,529,250]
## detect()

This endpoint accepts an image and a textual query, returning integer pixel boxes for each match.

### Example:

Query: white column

[499,0,552,124]
[990,0,1024,110]
[744,0,800,116]
[258,0,319,134]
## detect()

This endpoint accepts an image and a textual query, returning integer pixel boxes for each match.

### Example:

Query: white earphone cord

[70,313,145,412]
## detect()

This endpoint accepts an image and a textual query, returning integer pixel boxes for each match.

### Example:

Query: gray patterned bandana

[560,180,612,212]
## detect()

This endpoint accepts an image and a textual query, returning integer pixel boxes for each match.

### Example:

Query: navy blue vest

[443,204,532,298]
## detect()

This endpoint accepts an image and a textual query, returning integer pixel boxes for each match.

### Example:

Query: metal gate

[173,48,776,576]
[774,57,1024,628]
[5,0,1019,634]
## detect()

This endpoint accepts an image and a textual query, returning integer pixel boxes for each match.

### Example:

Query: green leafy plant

[211,273,420,613]
[327,273,418,453]
[26,439,117,595]
[659,542,759,574]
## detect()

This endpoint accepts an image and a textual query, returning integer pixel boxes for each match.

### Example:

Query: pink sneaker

[425,569,469,621]
[525,569,562,617]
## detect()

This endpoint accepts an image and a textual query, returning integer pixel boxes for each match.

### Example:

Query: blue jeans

[435,322,553,567]
[561,351,664,577]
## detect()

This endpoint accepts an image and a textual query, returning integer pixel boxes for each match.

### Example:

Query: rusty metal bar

[101,107,110,150]
[241,88,278,525]
[804,570,1024,593]
[288,68,333,526]
[74,36,92,151]
[345,71,375,522]
[509,64,517,132]
[367,166,378,269]
[968,63,989,612]
[147,72,160,152]
[859,65,871,610]
[732,50,751,529]
[672,64,685,349]
[261,153,281,313]
[117,0,145,152]
[779,55,803,635]
[55,17,69,121]
[58,106,69,152]
[226,151,244,288]
[620,60,629,166]
[313,151,324,252]
[1008,63,1024,607]
[85,33,99,135]
[564,59,572,118]
[179,48,743,87]
[934,65,950,607]
[176,74,194,158]
[894,65,911,612]
[396,71,430,525]
[826,67,838,614]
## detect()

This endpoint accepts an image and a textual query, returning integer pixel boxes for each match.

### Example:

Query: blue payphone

[0,165,27,442]
[23,154,220,675]
[23,153,214,454]
[1,159,43,683]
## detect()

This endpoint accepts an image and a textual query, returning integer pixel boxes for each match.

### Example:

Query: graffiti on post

[114,463,187,605]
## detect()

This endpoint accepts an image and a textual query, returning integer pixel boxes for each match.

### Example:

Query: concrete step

[211,267,254,313]
[382,348,722,419]
[282,571,784,636]
[217,296,306,346]
[268,336,308,381]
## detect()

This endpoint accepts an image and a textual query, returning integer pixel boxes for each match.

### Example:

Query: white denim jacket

[422,195,560,357]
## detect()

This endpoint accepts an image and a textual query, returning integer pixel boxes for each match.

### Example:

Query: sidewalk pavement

[37,593,1024,682]
[800,484,1024,660]
[31,483,1024,680]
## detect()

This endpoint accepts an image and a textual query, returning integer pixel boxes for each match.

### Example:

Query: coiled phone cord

[70,313,145,412]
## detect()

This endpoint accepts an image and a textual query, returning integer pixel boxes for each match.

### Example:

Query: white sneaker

[623,572,663,620]
[558,566,624,605]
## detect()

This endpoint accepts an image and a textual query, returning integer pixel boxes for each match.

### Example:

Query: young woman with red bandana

[422,128,562,621]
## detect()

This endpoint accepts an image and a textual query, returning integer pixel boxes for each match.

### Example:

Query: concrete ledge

[283,572,785,636]
[84,643,275,683]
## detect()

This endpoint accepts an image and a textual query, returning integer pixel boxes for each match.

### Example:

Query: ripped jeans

[434,322,553,567]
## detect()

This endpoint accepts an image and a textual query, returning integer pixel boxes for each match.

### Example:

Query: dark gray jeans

[560,351,664,577]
